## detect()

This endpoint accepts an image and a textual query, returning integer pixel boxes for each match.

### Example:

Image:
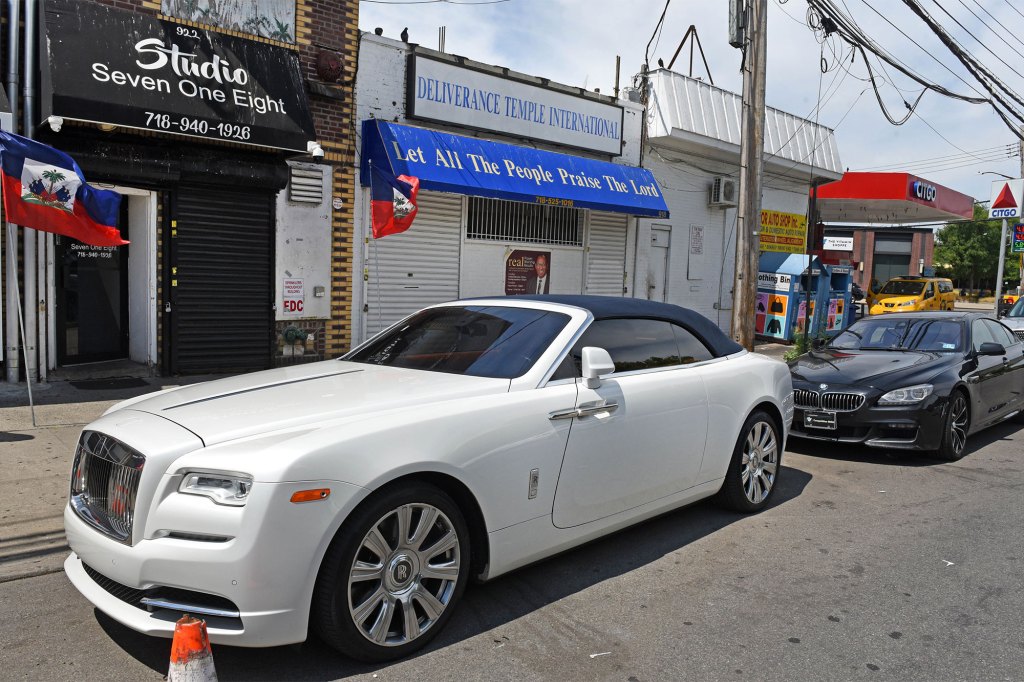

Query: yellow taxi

[869,276,956,314]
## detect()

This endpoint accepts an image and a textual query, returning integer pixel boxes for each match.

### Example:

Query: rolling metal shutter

[585,211,628,296]
[169,187,274,374]
[364,191,463,338]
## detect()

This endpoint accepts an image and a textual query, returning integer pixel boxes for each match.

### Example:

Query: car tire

[933,390,970,461]
[715,410,781,513]
[312,482,470,662]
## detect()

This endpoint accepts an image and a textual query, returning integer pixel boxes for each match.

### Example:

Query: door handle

[548,400,619,420]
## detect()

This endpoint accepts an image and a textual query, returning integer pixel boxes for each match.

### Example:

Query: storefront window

[162,0,295,43]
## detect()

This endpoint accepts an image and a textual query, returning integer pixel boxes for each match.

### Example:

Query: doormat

[69,378,150,390]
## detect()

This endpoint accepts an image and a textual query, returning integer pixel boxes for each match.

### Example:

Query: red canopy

[815,172,974,224]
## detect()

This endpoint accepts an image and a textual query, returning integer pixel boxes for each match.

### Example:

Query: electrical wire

[964,0,1024,52]
[855,0,985,98]
[927,0,1023,84]
[854,144,1015,170]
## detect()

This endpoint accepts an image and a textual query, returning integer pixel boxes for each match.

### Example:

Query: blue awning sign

[361,120,669,218]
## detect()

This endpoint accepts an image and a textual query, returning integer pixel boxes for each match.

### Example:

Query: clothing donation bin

[756,253,829,342]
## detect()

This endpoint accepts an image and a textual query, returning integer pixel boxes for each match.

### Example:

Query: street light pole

[995,218,1009,317]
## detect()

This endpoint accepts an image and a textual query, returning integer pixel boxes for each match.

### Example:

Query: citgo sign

[989,178,1024,219]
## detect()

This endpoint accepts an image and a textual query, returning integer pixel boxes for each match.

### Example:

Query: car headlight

[899,300,917,307]
[178,471,253,506]
[877,384,933,405]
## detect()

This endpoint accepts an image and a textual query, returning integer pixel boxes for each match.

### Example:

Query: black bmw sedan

[789,312,1024,460]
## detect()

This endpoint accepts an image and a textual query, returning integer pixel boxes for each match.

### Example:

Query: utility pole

[731,0,768,349]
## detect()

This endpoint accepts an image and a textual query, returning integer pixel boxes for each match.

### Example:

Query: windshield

[1008,297,1024,318]
[344,306,571,378]
[879,280,925,296]
[829,317,963,352]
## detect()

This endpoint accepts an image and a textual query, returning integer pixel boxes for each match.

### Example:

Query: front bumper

[789,391,948,451]
[64,476,365,647]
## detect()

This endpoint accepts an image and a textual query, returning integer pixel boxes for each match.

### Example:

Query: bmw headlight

[179,471,253,506]
[878,384,933,405]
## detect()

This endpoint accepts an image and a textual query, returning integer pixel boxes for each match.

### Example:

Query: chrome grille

[1014,330,1024,342]
[794,389,864,412]
[70,431,145,544]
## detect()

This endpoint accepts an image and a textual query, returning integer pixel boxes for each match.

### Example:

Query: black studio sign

[41,0,316,153]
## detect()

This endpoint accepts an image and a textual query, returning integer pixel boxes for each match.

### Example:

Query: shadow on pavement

[96,465,813,680]
[0,432,34,443]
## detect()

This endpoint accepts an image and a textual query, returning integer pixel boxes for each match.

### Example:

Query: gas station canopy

[815,172,974,224]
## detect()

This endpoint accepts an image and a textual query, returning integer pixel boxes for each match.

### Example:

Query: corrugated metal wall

[586,212,628,296]
[364,190,463,338]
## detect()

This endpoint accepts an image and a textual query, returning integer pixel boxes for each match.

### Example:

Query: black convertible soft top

[507,295,744,358]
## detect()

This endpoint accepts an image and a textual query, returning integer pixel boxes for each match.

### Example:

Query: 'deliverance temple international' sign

[41,0,316,153]
[407,55,624,157]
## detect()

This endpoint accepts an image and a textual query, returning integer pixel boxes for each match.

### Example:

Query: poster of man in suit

[505,250,552,295]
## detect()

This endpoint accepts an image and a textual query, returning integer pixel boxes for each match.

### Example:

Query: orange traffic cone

[168,615,218,681]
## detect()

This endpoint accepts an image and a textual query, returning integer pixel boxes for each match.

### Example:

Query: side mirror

[581,346,615,388]
[811,337,827,351]
[978,341,1006,356]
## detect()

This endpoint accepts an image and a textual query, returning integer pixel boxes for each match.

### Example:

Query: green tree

[934,204,1002,291]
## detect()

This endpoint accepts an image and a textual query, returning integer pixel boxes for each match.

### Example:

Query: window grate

[466,196,583,246]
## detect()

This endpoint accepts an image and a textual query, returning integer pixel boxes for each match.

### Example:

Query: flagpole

[6,225,35,424]
[369,159,383,334]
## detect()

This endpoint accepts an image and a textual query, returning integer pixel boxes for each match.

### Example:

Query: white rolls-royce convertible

[64,296,794,661]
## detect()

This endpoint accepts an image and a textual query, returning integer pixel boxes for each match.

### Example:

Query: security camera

[48,116,64,132]
[307,141,324,158]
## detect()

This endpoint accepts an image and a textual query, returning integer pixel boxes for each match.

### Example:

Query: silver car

[1002,297,1024,343]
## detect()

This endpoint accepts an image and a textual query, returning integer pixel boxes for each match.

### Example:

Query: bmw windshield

[828,317,963,352]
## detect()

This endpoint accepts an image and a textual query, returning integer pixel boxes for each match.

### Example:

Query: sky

[359,0,1024,207]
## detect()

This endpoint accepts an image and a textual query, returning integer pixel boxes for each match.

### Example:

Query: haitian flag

[0,131,126,246]
[370,164,419,239]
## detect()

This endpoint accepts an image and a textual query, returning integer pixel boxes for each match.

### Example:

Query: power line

[854,144,1016,171]
[855,0,984,98]
[964,0,1024,52]
[1000,0,1024,22]
[927,0,1023,85]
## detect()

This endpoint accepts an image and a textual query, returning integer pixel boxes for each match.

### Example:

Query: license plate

[803,411,837,430]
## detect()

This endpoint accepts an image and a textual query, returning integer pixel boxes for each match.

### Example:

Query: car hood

[789,349,956,389]
[109,360,511,446]
[1002,316,1024,331]
[872,294,918,309]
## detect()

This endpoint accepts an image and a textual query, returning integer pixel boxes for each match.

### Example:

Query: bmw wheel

[313,483,470,661]
[934,391,970,460]
[716,410,781,512]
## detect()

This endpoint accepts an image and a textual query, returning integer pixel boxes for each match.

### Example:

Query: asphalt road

[2,418,1023,681]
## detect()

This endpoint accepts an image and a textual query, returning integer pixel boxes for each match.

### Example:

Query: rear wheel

[933,391,969,460]
[716,410,781,512]
[312,483,470,662]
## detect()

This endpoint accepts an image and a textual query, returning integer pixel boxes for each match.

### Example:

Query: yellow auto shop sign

[759,210,807,254]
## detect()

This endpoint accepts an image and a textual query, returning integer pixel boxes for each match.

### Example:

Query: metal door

[646,225,671,302]
[585,211,627,296]
[56,200,130,364]
[167,186,274,374]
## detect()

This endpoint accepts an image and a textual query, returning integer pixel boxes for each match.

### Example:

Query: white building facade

[636,70,843,331]
[351,35,664,344]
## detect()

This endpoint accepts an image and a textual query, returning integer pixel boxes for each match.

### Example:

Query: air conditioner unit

[708,176,738,208]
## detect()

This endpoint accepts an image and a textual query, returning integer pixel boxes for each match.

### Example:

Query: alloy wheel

[740,421,778,504]
[949,394,968,455]
[348,503,461,647]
